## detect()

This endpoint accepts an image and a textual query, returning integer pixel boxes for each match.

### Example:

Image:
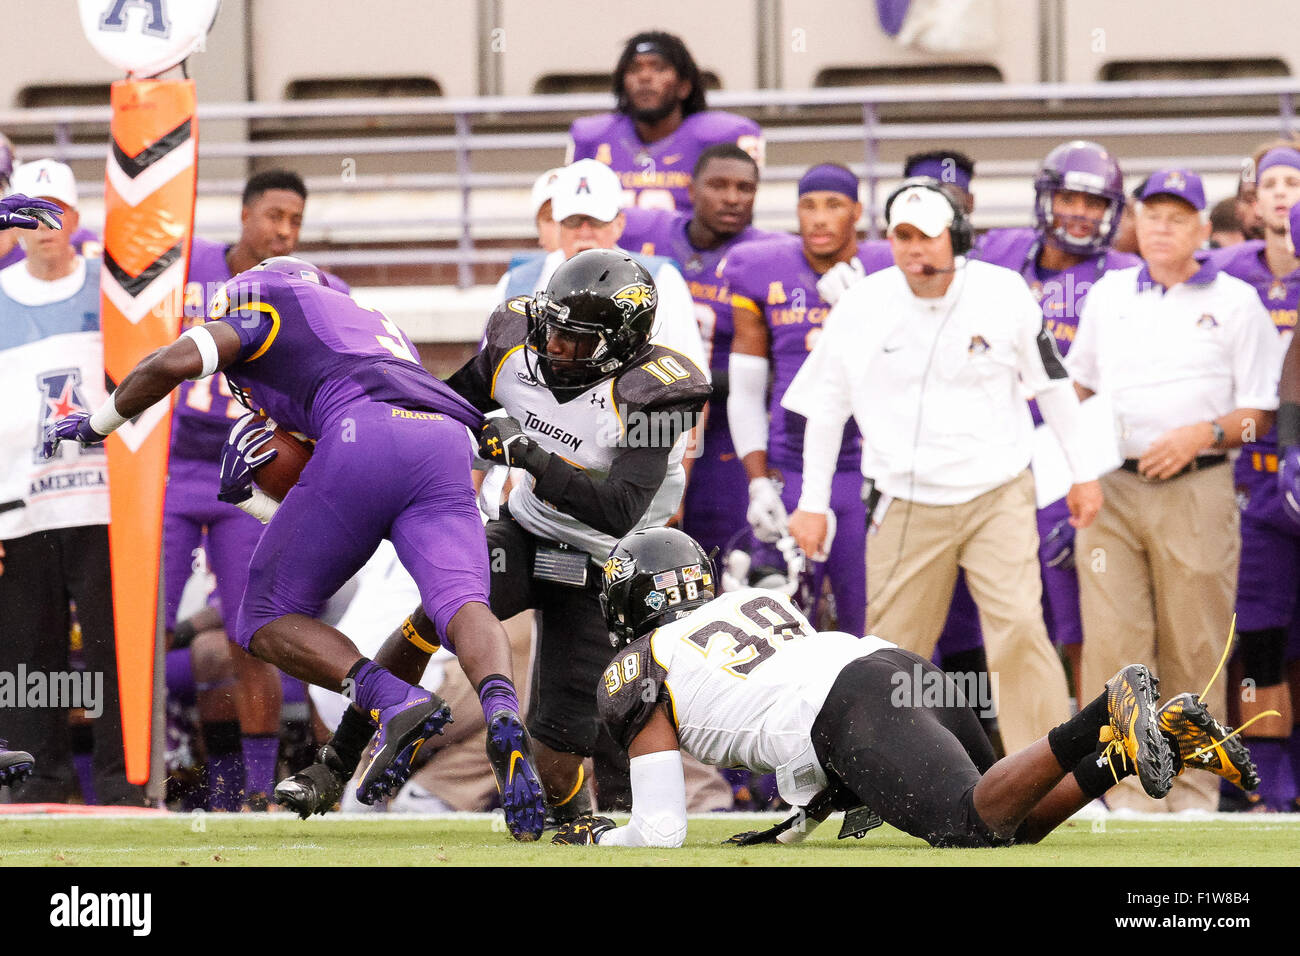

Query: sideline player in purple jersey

[965,140,1137,695]
[44,256,547,840]
[621,143,776,559]
[1212,143,1300,809]
[723,164,876,636]
[569,32,763,213]
[166,170,350,810]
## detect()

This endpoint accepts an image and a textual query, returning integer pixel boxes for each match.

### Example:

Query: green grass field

[2,812,1297,866]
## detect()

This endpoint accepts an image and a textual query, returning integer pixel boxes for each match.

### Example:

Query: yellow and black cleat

[1101,664,1175,798]
[1158,692,1260,792]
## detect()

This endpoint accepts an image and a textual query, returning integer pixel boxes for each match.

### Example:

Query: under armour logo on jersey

[590,393,606,408]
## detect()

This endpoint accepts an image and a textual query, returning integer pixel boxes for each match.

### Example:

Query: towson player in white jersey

[550,528,1263,848]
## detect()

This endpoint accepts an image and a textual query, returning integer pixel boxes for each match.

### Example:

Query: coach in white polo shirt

[784,179,1102,754]
[1066,168,1278,811]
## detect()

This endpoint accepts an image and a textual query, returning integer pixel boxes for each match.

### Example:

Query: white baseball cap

[550,159,623,224]
[9,158,78,209]
[530,167,564,216]
[887,185,953,238]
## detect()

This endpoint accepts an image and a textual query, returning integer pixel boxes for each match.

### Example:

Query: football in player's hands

[252,421,314,502]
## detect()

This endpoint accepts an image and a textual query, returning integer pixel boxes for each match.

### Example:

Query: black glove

[550,814,617,845]
[478,417,534,468]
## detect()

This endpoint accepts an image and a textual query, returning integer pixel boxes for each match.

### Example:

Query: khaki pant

[867,469,1070,754]
[1078,466,1238,812]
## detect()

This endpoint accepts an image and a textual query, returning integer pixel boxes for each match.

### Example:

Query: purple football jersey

[211,272,481,437]
[172,239,355,460]
[721,234,862,472]
[570,111,763,212]
[973,227,1140,357]
[1215,239,1297,498]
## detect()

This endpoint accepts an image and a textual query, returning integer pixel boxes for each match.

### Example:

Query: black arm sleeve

[519,402,702,538]
[598,636,671,752]
[444,301,530,414]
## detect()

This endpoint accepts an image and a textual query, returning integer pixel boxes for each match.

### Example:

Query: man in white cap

[782,177,1102,756]
[1067,168,1279,811]
[0,159,142,805]
[495,158,706,376]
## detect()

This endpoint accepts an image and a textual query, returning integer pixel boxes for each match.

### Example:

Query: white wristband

[235,487,281,525]
[89,392,128,436]
[181,325,220,379]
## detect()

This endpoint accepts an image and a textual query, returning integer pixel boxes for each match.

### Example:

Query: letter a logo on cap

[576,177,591,195]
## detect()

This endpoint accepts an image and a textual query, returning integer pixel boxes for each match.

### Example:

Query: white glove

[235,486,281,525]
[747,476,789,543]
[815,257,865,306]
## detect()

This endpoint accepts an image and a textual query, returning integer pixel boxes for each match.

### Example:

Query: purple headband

[798,164,859,200]
[1257,147,1300,178]
[904,158,971,192]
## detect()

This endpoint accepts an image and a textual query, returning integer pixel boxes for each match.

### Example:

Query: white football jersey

[631,589,892,805]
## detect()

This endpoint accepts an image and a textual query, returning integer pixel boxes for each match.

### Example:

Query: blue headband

[1257,147,1300,178]
[905,158,971,192]
[798,165,859,200]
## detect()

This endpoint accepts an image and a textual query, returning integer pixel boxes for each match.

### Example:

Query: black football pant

[811,648,1007,848]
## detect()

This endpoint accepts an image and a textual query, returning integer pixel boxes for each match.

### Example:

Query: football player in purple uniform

[569,32,763,213]
[962,141,1138,697]
[904,149,977,215]
[621,143,776,559]
[44,256,547,840]
[1212,143,1300,809]
[723,164,887,637]
[165,170,350,810]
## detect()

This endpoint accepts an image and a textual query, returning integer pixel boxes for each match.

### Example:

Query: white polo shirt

[1064,263,1279,460]
[783,259,1090,507]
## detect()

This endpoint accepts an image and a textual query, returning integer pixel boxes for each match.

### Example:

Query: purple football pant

[1235,457,1300,633]
[234,404,489,652]
[935,572,983,658]
[682,421,749,560]
[163,455,266,631]
[778,467,866,637]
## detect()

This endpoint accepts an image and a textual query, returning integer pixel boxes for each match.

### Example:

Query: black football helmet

[525,249,657,395]
[600,527,716,646]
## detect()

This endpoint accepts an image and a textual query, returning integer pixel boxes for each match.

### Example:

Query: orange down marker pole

[101,79,197,784]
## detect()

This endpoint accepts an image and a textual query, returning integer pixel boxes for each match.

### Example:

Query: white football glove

[747,476,789,543]
[815,257,865,306]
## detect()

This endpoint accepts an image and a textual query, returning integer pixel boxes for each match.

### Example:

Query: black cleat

[1158,692,1260,791]
[274,744,352,819]
[1101,664,1176,799]
[485,711,546,842]
[355,694,452,806]
[0,741,34,788]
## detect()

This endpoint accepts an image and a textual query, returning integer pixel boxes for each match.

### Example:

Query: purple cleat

[355,692,452,806]
[485,711,546,842]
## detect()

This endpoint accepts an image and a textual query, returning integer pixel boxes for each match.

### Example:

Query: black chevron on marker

[103,242,184,298]
[109,118,193,179]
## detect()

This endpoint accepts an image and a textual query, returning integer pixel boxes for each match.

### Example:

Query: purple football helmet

[1033,140,1126,256]
[250,255,345,292]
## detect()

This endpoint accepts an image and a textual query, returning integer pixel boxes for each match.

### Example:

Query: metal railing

[1,75,1294,287]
